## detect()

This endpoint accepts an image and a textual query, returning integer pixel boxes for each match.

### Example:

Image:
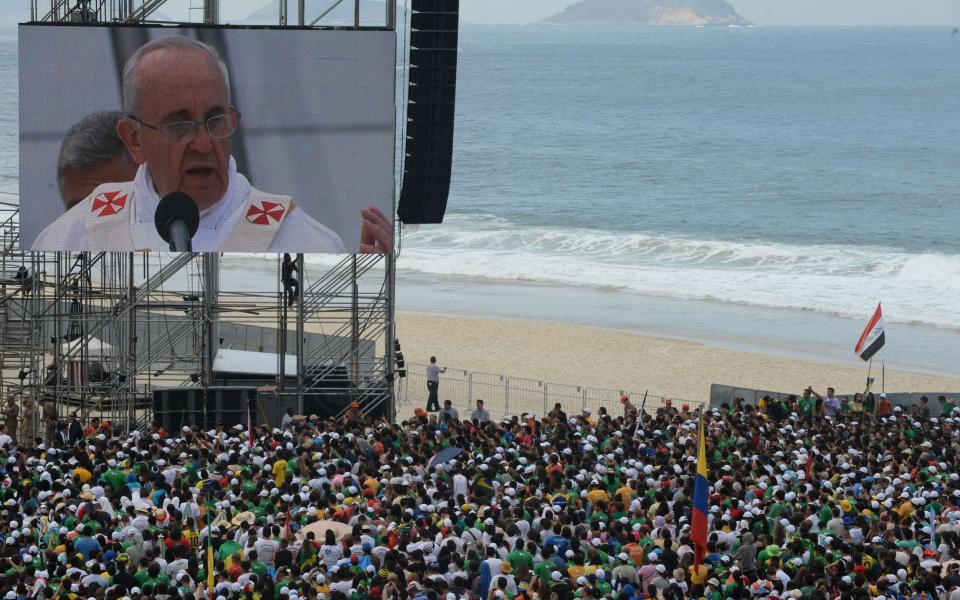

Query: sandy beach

[396,311,960,404]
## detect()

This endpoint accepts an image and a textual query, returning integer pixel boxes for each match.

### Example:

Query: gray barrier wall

[710,383,960,413]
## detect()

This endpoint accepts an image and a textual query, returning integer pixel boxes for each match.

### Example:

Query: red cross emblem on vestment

[245,201,286,225]
[90,191,128,217]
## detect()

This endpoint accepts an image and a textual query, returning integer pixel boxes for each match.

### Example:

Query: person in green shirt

[508,541,534,572]
[135,563,170,588]
[593,570,613,596]
[756,545,781,569]
[533,559,553,582]
[940,395,956,417]
[247,550,269,579]
[217,540,241,562]
[101,466,127,492]
[798,389,816,422]
[273,567,294,597]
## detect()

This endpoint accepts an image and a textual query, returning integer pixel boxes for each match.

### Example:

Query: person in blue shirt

[545,523,570,555]
[74,525,102,560]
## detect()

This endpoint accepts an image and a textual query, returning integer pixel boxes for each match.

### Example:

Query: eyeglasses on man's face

[129,107,241,145]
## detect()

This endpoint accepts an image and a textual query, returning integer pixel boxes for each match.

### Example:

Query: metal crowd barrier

[397,362,704,420]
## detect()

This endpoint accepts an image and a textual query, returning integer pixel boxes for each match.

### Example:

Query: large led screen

[19,25,395,253]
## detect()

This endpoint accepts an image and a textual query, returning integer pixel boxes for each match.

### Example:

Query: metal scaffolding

[7,0,398,444]
[30,0,396,28]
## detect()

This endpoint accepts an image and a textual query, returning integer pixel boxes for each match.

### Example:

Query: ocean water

[2,25,959,377]
[395,25,960,378]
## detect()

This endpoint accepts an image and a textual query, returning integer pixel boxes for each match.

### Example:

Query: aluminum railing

[396,362,705,420]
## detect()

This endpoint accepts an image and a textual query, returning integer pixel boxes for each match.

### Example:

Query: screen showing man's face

[123,48,231,211]
[20,26,396,253]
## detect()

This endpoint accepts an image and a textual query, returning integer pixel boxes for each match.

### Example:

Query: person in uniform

[32,36,392,253]
[3,398,18,445]
[39,398,59,445]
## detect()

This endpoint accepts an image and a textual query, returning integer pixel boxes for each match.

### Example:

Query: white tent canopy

[60,336,114,358]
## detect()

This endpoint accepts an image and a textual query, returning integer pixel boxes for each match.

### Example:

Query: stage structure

[6,0,400,443]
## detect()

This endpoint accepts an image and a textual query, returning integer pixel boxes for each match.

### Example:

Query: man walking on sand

[426,356,446,412]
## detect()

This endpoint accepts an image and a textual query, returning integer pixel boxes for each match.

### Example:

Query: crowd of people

[0,386,959,600]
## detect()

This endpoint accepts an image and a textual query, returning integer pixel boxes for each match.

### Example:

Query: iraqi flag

[691,413,709,569]
[854,303,885,361]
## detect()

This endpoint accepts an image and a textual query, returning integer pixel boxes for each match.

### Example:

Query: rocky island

[539,0,752,27]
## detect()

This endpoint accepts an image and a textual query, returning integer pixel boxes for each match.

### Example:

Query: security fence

[397,362,704,420]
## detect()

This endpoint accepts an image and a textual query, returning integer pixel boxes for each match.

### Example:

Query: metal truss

[30,0,396,28]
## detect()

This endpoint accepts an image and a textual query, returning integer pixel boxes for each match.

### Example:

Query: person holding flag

[201,495,216,600]
[691,411,710,575]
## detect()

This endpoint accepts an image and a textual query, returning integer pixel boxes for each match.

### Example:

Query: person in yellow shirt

[615,483,633,507]
[72,465,92,483]
[581,408,595,426]
[689,562,709,586]
[272,458,288,487]
[895,498,915,522]
[586,482,610,507]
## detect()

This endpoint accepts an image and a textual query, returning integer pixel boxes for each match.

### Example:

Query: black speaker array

[152,387,255,432]
[397,0,460,224]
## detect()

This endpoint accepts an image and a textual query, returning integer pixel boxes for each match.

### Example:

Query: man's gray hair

[122,36,231,116]
[57,111,130,197]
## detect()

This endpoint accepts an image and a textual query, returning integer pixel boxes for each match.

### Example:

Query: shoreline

[395,310,960,403]
[394,272,960,379]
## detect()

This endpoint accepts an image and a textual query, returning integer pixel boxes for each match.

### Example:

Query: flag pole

[864,358,873,394]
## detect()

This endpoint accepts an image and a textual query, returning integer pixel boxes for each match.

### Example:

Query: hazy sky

[7,0,960,27]
[457,0,960,26]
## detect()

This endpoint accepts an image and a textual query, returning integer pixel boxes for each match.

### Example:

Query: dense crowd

[0,387,959,600]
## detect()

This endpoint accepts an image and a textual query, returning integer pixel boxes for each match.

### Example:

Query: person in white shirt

[320,529,344,568]
[425,356,447,412]
[452,472,468,504]
[253,527,280,565]
[32,36,391,254]
[812,387,841,417]
[471,399,491,423]
[440,400,459,423]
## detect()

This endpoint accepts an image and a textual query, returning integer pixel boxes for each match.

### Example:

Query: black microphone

[154,192,200,252]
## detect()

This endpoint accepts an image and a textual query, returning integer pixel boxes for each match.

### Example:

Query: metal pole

[504,377,510,415]
[202,253,218,423]
[298,0,305,26]
[204,0,218,24]
[78,253,88,418]
[351,256,359,396]
[277,254,286,394]
[279,0,287,26]
[385,251,396,421]
[295,254,304,416]
[386,0,395,30]
[355,0,360,28]
[52,254,61,413]
[127,252,136,432]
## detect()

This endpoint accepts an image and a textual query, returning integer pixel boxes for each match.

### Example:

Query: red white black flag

[854,303,885,361]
